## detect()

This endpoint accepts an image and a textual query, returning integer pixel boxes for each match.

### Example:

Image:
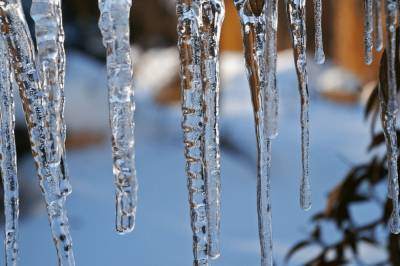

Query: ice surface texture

[98,0,138,234]
[199,0,225,259]
[31,0,71,198]
[286,0,311,211]
[313,0,325,64]
[265,0,279,138]
[0,0,75,264]
[233,0,274,265]
[0,35,19,266]
[177,0,226,263]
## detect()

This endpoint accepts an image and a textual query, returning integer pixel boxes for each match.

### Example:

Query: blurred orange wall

[220,0,243,51]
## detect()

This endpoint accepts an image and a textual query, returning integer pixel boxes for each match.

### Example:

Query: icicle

[177,1,209,265]
[56,0,70,197]
[98,0,138,234]
[52,0,69,195]
[378,73,400,234]
[0,37,19,266]
[199,0,224,260]
[286,0,311,211]
[31,0,71,198]
[0,1,75,265]
[234,0,273,265]
[313,0,325,64]
[364,0,374,64]
[383,0,400,233]
[374,0,383,51]
[265,0,279,138]
[384,0,397,200]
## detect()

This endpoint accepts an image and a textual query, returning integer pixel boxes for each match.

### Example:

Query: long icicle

[384,0,398,200]
[313,0,325,64]
[286,0,311,211]
[30,0,71,197]
[265,0,279,138]
[234,0,273,265]
[55,0,70,196]
[98,0,138,234]
[378,52,400,234]
[364,0,374,64]
[177,0,209,265]
[383,0,400,233]
[0,1,75,264]
[199,0,224,260]
[0,36,19,266]
[374,0,383,51]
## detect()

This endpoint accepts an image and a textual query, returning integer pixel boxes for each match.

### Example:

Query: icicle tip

[389,211,400,234]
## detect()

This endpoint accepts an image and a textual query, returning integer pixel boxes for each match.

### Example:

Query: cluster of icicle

[1,0,400,265]
[175,0,324,265]
[0,0,74,265]
[98,0,138,235]
[366,0,400,234]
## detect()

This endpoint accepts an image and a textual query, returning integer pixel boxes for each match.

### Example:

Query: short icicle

[313,0,325,64]
[199,0,225,260]
[383,0,400,233]
[177,0,209,264]
[0,1,75,264]
[0,36,19,266]
[364,0,374,64]
[233,0,273,265]
[286,0,311,211]
[98,0,138,234]
[265,0,279,138]
[374,0,383,51]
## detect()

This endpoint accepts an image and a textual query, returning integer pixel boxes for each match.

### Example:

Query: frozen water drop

[0,35,19,266]
[265,0,279,138]
[0,1,75,264]
[234,0,274,265]
[177,0,209,264]
[364,0,374,64]
[98,0,138,234]
[286,0,312,212]
[374,0,383,51]
[199,0,225,259]
[313,0,325,64]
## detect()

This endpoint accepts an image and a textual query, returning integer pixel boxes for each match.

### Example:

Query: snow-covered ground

[5,48,381,265]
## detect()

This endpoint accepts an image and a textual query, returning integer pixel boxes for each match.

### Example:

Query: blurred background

[2,0,392,265]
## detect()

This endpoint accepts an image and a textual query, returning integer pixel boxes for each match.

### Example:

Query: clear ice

[313,0,325,64]
[199,0,225,260]
[98,0,138,234]
[265,0,279,138]
[374,0,383,51]
[234,0,274,265]
[177,0,209,264]
[384,0,397,200]
[0,0,75,264]
[286,0,311,211]
[0,36,19,266]
[31,0,71,196]
[378,76,400,234]
[364,0,374,64]
[383,0,400,233]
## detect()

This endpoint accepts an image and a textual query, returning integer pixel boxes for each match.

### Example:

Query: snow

[5,47,376,265]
